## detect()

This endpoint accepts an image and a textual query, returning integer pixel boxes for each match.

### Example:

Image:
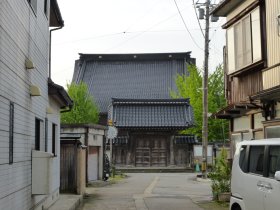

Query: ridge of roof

[112,98,190,104]
[78,52,193,62]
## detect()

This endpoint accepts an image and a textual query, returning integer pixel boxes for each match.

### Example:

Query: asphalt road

[79,173,212,210]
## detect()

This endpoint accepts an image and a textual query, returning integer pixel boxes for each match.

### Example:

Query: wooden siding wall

[228,71,263,103]
[0,0,60,209]
[263,0,280,90]
[227,0,256,20]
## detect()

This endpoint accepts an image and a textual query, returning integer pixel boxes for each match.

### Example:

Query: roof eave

[211,0,245,17]
[49,0,64,27]
[78,52,193,62]
[48,78,73,110]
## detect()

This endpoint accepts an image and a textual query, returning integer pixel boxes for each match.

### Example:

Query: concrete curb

[196,177,211,183]
[48,194,83,210]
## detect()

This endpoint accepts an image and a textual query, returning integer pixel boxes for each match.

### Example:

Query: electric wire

[104,9,189,52]
[173,0,204,51]
[124,0,162,33]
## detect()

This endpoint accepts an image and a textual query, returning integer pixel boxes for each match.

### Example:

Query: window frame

[248,145,265,176]
[44,0,49,18]
[27,0,37,15]
[239,145,280,178]
[35,118,43,151]
[9,102,14,164]
[227,7,262,74]
[267,146,280,178]
[52,123,57,156]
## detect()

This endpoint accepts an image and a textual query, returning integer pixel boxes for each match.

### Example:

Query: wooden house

[0,1,72,209]
[212,0,280,155]
[72,53,196,168]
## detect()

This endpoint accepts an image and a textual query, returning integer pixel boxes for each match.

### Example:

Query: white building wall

[0,0,60,209]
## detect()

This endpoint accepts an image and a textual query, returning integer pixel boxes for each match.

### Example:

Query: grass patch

[197,201,229,210]
[109,174,127,184]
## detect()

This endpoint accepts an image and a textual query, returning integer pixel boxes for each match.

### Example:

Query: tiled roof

[72,52,195,113]
[175,135,197,144]
[112,98,194,129]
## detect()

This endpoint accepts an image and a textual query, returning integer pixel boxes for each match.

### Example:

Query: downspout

[49,25,63,78]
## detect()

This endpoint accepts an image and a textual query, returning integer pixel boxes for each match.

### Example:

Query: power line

[173,0,204,51]
[53,32,124,45]
[192,0,205,38]
[124,0,162,32]
[104,9,188,52]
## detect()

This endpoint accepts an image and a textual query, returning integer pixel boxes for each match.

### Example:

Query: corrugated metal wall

[263,0,280,89]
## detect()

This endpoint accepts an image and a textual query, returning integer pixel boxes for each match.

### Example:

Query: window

[45,118,48,152]
[227,7,262,73]
[28,0,37,14]
[9,102,14,164]
[249,146,264,175]
[239,146,247,172]
[52,124,57,155]
[266,125,280,138]
[268,146,280,177]
[35,118,43,150]
[44,0,48,17]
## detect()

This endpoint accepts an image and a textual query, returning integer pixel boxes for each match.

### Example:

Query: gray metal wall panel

[263,0,280,90]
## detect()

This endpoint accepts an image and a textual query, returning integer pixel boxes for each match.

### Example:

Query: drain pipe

[49,24,63,78]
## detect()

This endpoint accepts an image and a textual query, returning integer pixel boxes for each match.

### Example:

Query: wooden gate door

[60,143,77,193]
[151,137,167,167]
[135,138,150,167]
[135,136,167,167]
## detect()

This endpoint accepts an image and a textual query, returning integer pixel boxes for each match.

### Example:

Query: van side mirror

[275,171,280,181]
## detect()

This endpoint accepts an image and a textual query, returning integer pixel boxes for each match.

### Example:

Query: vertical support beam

[85,127,89,184]
[170,135,175,165]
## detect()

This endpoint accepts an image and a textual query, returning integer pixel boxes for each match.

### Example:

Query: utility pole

[196,0,218,178]
[202,0,210,179]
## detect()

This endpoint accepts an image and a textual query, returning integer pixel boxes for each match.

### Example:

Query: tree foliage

[61,82,99,124]
[170,64,228,142]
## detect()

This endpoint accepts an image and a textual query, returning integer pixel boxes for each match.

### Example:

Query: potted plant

[208,148,231,202]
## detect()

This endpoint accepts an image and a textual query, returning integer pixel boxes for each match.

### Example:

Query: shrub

[208,148,231,200]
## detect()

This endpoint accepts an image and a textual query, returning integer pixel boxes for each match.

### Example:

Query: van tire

[231,203,241,210]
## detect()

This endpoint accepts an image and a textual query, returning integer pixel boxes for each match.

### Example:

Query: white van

[230,139,280,210]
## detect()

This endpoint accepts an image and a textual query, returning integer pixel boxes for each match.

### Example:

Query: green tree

[61,82,99,124]
[171,64,228,142]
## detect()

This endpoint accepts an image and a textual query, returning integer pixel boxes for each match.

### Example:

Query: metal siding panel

[263,67,280,89]
[0,0,59,209]
[263,0,280,90]
[266,0,280,67]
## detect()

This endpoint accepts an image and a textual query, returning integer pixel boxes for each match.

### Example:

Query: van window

[239,146,247,172]
[268,146,280,178]
[249,146,264,175]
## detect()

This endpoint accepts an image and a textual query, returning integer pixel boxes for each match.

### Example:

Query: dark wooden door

[135,136,167,167]
[151,138,167,167]
[60,143,77,193]
[135,138,151,167]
